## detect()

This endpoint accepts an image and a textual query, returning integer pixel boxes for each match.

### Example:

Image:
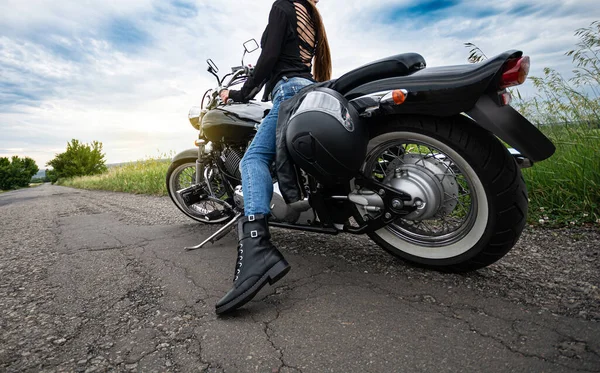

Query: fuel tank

[202,102,272,143]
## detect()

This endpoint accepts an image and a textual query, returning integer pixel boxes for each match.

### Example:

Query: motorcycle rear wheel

[355,115,528,272]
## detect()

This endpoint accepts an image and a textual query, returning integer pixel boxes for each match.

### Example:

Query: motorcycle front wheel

[354,115,528,272]
[166,158,233,224]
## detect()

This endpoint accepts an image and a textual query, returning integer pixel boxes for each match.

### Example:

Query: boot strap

[240,229,266,240]
[238,214,270,239]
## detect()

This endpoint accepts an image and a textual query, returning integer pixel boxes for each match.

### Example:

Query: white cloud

[0,0,597,168]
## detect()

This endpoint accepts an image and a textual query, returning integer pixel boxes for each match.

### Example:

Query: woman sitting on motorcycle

[216,0,331,314]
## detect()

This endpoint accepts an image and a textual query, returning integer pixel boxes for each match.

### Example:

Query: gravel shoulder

[1,184,598,373]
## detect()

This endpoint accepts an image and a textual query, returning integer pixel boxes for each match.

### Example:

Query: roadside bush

[0,156,39,190]
[46,139,107,183]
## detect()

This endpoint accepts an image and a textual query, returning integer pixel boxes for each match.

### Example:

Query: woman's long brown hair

[306,1,332,82]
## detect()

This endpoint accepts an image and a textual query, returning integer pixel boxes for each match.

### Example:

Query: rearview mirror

[207,59,219,73]
[243,39,259,54]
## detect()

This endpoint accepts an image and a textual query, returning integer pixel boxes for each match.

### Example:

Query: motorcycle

[167,39,555,272]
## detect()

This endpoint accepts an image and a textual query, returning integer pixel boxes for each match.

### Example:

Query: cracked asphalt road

[1,184,599,373]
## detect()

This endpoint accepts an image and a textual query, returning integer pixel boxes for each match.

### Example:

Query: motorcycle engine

[222,147,244,180]
[227,145,315,224]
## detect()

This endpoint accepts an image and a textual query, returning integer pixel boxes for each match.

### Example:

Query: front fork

[196,140,206,185]
[194,140,216,197]
[194,159,204,185]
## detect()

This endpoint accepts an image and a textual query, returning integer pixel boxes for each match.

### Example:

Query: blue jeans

[240,77,314,216]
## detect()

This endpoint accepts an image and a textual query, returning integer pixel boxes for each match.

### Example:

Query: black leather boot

[215,214,290,315]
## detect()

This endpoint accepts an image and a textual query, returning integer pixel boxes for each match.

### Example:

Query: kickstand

[185,212,243,251]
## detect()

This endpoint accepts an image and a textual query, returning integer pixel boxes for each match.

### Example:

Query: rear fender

[465,95,555,162]
[344,50,555,163]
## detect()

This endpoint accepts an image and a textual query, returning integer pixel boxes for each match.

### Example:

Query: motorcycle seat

[331,53,426,94]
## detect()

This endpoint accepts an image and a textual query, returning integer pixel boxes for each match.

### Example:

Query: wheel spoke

[377,162,388,177]
[396,145,403,157]
[440,216,452,233]
[419,220,437,234]
[363,138,478,246]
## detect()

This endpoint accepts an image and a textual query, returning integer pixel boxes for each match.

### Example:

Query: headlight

[188,106,202,130]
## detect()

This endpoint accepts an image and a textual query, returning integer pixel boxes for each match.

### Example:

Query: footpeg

[177,184,208,205]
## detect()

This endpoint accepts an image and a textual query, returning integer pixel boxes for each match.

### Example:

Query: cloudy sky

[1,0,597,168]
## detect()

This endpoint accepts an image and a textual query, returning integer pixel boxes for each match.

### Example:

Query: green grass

[523,124,599,226]
[57,158,170,196]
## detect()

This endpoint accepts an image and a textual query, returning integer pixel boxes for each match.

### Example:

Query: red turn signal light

[500,56,530,89]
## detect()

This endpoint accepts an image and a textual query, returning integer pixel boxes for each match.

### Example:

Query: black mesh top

[228,0,318,103]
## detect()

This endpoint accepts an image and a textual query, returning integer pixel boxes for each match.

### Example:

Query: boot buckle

[249,215,256,222]
[251,230,258,238]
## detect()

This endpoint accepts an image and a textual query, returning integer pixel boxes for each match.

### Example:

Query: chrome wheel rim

[359,131,488,258]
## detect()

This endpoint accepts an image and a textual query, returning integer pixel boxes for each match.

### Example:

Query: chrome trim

[350,89,408,117]
[348,189,385,208]
[195,159,203,185]
[350,90,394,103]
[225,68,246,89]
[381,89,408,105]
[204,142,214,155]
[204,167,214,196]
[330,196,349,201]
[508,148,521,156]
[508,148,533,168]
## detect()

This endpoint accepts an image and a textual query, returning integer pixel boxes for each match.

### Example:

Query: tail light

[500,56,530,89]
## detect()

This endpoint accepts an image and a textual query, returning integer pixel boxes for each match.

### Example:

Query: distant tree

[46,139,107,183]
[0,156,39,190]
[0,157,9,190]
[46,169,58,183]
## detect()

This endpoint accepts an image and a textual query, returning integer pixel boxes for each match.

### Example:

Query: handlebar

[205,65,254,108]
[224,66,251,89]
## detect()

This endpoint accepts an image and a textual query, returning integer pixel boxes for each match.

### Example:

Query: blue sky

[1,0,598,167]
